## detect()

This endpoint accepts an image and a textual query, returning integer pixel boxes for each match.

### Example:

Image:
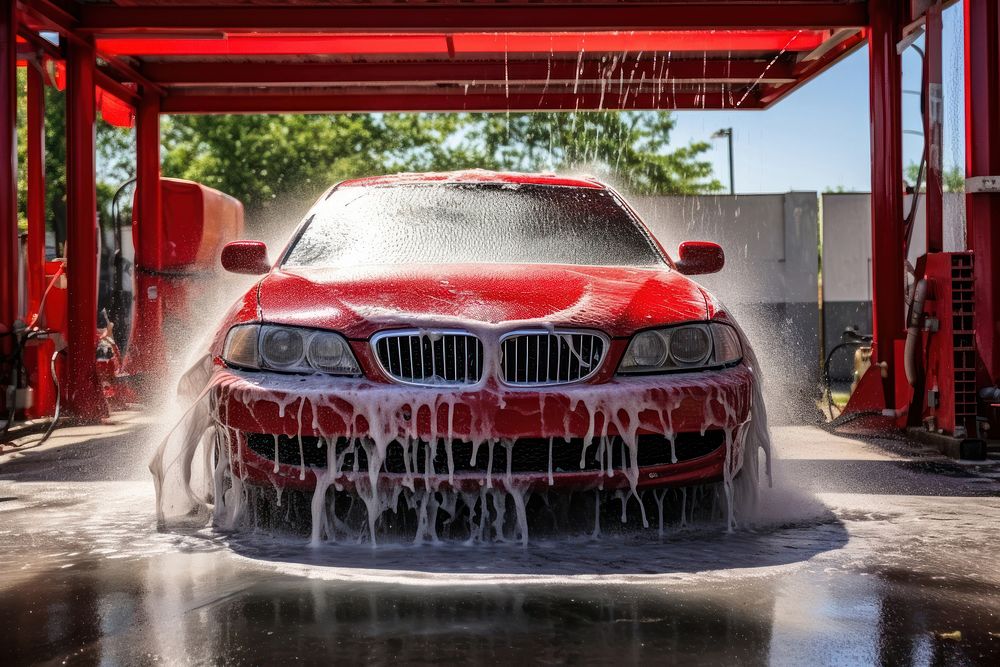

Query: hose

[110,177,136,348]
[904,279,928,386]
[28,263,65,330]
[902,43,927,261]
[3,348,64,450]
[34,349,63,447]
[980,387,1000,404]
[822,330,872,418]
[1,265,67,441]
[1,324,26,440]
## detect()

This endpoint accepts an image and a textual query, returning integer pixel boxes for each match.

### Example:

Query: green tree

[162,110,720,222]
[162,113,463,214]
[905,162,965,192]
[458,112,721,195]
[16,69,136,253]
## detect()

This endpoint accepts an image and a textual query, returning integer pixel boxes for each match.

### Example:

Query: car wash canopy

[9,0,998,425]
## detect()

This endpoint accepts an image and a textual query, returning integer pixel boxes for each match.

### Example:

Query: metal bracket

[966,176,1000,193]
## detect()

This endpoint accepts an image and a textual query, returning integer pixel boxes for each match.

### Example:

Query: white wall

[633,193,818,306]
[822,192,966,303]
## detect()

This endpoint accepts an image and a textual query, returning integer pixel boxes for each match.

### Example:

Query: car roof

[337,169,606,190]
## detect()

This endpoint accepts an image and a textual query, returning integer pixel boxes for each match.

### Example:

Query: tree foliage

[162,111,720,221]
[16,68,135,251]
[457,112,721,195]
[905,161,965,193]
[17,79,721,237]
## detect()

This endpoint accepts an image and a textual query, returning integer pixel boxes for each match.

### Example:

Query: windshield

[282,183,665,268]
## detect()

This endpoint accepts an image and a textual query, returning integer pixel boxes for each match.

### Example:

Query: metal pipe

[904,278,928,386]
[727,131,735,195]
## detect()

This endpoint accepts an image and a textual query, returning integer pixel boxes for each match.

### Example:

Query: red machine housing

[22,260,68,420]
[122,178,244,385]
[919,252,977,438]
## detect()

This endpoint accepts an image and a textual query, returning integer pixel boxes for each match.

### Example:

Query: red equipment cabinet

[22,260,68,420]
[920,252,977,438]
[121,178,244,385]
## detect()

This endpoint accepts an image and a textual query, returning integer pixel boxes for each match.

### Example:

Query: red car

[209,171,763,530]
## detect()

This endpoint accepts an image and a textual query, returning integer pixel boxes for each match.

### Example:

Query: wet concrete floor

[2,417,999,665]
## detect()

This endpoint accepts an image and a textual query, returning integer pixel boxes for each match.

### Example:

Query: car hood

[256,263,711,339]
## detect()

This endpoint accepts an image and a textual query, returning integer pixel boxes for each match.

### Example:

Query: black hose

[34,349,64,447]
[903,43,927,260]
[110,177,136,348]
[822,331,873,419]
[3,348,64,450]
[0,330,25,441]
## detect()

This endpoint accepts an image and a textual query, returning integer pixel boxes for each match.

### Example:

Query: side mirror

[675,241,724,275]
[221,240,270,275]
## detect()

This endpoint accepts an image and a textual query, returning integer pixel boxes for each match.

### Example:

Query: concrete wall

[633,193,820,422]
[630,191,967,412]
[821,192,966,382]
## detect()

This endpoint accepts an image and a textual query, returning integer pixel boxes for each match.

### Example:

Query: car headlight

[222,323,361,375]
[618,322,742,374]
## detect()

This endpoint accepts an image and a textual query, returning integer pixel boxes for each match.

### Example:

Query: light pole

[712,128,734,195]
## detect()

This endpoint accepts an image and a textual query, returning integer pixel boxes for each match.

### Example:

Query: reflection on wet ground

[2,422,999,665]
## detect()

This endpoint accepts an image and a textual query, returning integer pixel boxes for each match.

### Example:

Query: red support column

[965,0,1000,386]
[868,0,906,407]
[136,91,162,272]
[0,0,17,343]
[26,63,45,316]
[64,36,107,420]
[123,89,163,380]
[25,59,56,420]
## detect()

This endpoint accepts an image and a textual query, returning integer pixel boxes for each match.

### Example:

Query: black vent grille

[245,431,725,474]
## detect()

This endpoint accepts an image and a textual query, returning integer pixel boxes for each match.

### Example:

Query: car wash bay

[3,1,1000,663]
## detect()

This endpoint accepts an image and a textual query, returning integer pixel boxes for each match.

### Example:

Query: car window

[282,183,665,268]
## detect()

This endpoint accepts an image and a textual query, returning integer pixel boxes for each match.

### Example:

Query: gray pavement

[1,415,999,665]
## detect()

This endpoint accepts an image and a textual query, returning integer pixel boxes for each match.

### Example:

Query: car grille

[500,330,607,386]
[244,431,725,473]
[373,330,484,386]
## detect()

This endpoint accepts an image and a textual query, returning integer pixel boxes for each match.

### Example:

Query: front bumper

[211,363,754,492]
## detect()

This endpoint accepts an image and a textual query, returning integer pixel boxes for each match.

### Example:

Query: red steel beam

[26,61,44,318]
[757,29,867,106]
[965,0,1000,385]
[924,2,943,254]
[95,68,140,106]
[161,89,762,114]
[94,49,164,96]
[96,30,829,57]
[64,34,106,420]
[868,0,906,407]
[17,25,60,60]
[75,3,869,33]
[143,58,797,88]
[17,1,165,95]
[1,0,17,344]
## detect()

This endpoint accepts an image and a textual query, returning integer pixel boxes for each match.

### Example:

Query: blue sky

[671,2,966,194]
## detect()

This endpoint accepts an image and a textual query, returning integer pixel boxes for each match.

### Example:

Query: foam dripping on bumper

[150,335,771,544]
